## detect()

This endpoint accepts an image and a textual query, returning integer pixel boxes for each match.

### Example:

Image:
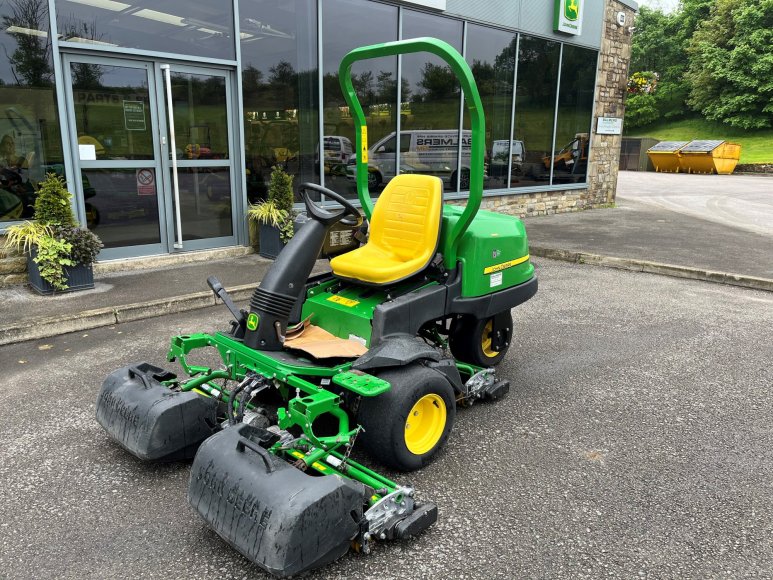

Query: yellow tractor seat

[330,174,443,285]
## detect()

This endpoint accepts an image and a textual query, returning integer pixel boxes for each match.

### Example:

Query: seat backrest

[368,174,443,262]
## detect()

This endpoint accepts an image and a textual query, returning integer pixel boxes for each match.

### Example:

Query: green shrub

[248,166,296,243]
[53,225,103,266]
[33,236,75,291]
[33,174,77,227]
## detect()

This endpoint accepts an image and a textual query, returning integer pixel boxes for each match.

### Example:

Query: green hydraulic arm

[338,37,485,270]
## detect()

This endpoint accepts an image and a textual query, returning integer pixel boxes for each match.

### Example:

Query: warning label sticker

[327,295,360,308]
[490,272,503,288]
[136,168,156,196]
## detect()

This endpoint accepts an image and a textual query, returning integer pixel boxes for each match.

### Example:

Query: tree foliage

[628,0,773,129]
[686,0,773,129]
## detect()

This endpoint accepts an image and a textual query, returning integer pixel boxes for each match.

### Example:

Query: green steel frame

[339,37,485,269]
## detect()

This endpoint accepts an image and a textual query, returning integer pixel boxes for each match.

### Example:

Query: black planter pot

[258,224,286,259]
[27,249,95,295]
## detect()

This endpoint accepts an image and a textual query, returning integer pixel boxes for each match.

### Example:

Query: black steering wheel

[299,183,363,227]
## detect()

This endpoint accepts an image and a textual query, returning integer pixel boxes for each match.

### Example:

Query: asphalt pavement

[2,260,771,579]
[525,171,773,281]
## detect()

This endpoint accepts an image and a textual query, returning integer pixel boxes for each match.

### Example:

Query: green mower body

[96,37,537,578]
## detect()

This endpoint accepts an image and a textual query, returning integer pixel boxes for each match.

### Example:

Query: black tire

[449,312,513,367]
[356,364,456,472]
[367,170,381,189]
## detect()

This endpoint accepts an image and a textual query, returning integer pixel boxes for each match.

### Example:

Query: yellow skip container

[678,140,741,175]
[646,141,688,173]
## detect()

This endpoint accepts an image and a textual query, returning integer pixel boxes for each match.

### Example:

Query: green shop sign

[554,0,584,36]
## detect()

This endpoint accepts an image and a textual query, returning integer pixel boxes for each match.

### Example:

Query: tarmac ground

[1,260,772,579]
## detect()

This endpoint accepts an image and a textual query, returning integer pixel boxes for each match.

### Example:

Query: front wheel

[449,312,513,367]
[356,365,455,472]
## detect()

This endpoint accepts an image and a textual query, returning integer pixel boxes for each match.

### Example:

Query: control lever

[207,276,246,330]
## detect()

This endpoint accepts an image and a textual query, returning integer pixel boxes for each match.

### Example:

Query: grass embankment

[627,118,773,164]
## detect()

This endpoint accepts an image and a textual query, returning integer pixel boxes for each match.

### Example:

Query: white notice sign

[596,117,623,135]
[78,144,96,160]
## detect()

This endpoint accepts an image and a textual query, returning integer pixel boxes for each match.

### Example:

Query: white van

[316,135,354,168]
[490,139,526,179]
[350,130,474,190]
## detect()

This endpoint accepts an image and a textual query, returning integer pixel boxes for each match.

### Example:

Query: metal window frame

[455,20,467,194]
[507,34,521,189]
[549,43,564,187]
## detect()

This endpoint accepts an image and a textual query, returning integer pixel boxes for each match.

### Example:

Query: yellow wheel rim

[404,394,446,455]
[481,319,498,358]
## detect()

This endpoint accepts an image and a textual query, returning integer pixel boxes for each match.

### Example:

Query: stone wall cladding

[486,0,635,215]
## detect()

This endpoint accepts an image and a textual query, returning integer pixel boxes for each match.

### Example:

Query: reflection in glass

[322,0,397,199]
[401,11,462,192]
[0,0,65,222]
[82,168,161,248]
[55,0,235,60]
[165,72,229,160]
[240,0,318,203]
[464,25,516,191]
[70,64,154,160]
[175,167,233,240]
[552,45,596,184]
[513,36,560,188]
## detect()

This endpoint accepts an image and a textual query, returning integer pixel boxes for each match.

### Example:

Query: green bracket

[333,370,390,396]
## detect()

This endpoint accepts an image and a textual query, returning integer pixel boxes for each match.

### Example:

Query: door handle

[161,64,183,249]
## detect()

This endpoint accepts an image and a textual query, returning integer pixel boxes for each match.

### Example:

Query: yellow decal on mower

[361,126,368,163]
[483,254,530,275]
[327,295,360,307]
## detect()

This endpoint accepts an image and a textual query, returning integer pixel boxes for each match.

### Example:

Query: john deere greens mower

[96,38,537,578]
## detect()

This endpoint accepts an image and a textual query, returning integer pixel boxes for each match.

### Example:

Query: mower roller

[96,37,537,577]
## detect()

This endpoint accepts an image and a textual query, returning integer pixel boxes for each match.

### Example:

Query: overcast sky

[636,0,680,13]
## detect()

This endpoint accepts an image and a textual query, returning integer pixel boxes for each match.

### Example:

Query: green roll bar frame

[339,37,485,269]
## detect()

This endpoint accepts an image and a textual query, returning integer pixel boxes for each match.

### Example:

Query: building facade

[0,0,636,272]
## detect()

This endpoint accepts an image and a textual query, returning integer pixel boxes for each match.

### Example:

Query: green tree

[3,0,53,87]
[686,0,773,129]
[628,6,688,120]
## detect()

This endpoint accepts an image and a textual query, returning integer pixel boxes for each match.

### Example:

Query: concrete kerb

[3,250,772,346]
[0,283,262,346]
[530,246,773,292]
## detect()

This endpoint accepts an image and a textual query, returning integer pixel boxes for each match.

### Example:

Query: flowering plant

[627,71,659,95]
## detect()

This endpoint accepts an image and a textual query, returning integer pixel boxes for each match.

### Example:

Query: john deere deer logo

[565,0,579,21]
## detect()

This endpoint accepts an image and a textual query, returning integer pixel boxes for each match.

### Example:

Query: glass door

[155,64,236,252]
[63,55,238,258]
[64,56,168,258]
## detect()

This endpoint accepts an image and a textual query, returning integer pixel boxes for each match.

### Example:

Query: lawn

[626,118,773,164]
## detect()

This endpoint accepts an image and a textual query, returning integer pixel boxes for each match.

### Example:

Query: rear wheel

[452,168,471,190]
[356,364,455,472]
[449,312,513,367]
[367,170,382,189]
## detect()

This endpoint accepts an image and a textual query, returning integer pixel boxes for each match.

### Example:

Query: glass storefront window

[55,0,235,61]
[464,25,516,191]
[166,72,229,161]
[322,0,398,199]
[82,168,161,248]
[70,63,154,160]
[553,44,596,184]
[240,0,317,203]
[0,0,65,223]
[401,10,463,193]
[512,36,560,188]
[174,167,233,240]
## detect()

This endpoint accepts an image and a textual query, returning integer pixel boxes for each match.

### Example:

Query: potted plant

[4,173,103,294]
[247,165,295,259]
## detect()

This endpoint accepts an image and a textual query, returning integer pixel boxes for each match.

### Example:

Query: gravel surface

[1,259,771,579]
